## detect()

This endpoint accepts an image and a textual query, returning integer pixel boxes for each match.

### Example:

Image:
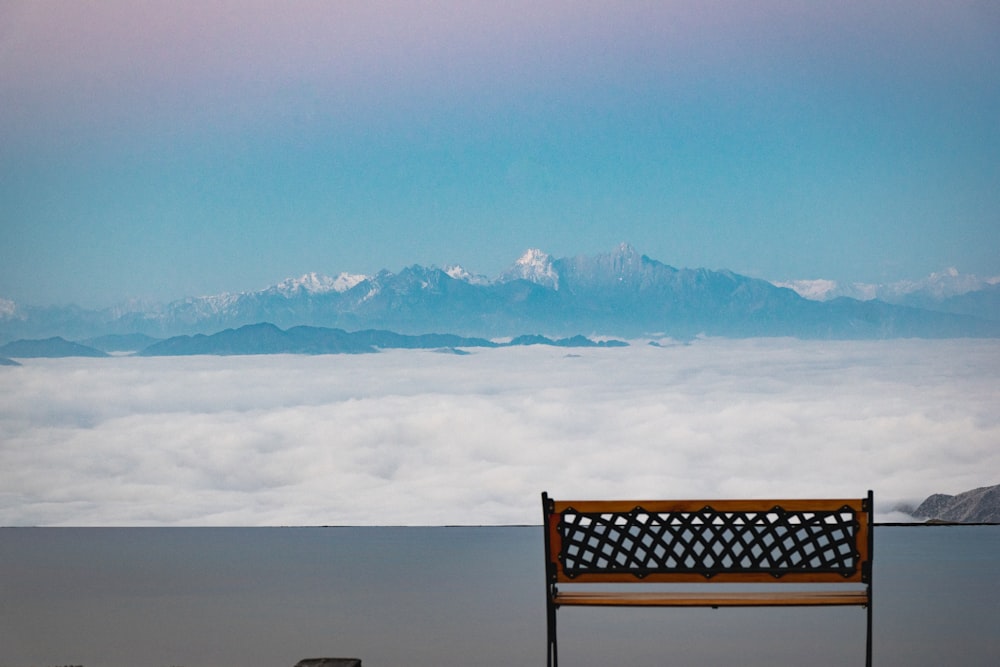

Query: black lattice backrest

[544,497,871,584]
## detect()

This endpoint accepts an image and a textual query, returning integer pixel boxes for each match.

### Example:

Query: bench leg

[546,600,558,667]
[866,601,873,667]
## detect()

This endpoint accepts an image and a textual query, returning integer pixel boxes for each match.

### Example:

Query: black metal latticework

[558,504,861,579]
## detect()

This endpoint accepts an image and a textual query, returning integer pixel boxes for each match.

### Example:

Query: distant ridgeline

[908,484,1000,524]
[0,324,629,358]
[2,246,999,342]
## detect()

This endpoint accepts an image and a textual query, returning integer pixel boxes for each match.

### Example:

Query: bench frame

[542,491,874,666]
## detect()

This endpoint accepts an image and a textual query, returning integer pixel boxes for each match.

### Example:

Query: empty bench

[542,491,874,666]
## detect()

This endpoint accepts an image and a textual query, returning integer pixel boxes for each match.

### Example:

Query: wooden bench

[542,491,874,666]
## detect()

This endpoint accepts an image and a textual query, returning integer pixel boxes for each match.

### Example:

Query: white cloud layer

[2,339,998,526]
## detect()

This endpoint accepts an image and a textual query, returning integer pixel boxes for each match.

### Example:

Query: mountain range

[0,325,627,358]
[2,245,998,343]
[773,266,1000,314]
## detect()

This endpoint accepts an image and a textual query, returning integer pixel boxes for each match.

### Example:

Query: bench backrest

[542,493,873,584]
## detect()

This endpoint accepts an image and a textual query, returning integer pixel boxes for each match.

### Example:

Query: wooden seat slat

[554,590,870,607]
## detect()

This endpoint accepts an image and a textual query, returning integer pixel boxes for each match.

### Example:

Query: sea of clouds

[2,338,997,526]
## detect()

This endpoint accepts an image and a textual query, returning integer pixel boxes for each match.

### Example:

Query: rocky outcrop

[912,484,1000,523]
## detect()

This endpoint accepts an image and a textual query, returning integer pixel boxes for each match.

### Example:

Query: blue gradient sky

[2,1,998,307]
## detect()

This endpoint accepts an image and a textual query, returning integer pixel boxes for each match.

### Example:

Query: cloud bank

[1,339,997,525]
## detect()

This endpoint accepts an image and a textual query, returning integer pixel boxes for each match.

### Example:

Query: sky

[2,339,997,526]
[2,1,999,308]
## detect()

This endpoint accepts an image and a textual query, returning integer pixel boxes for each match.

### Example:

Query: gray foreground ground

[1,525,998,667]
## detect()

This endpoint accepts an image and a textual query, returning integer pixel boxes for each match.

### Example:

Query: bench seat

[542,491,874,666]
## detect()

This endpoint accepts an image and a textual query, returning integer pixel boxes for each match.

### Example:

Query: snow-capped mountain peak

[274,273,334,296]
[445,265,490,285]
[612,241,640,260]
[273,272,368,296]
[331,272,369,292]
[772,278,850,301]
[499,248,560,289]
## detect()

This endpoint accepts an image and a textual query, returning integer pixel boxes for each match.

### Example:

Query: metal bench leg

[866,600,873,666]
[866,488,874,667]
[547,600,558,667]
